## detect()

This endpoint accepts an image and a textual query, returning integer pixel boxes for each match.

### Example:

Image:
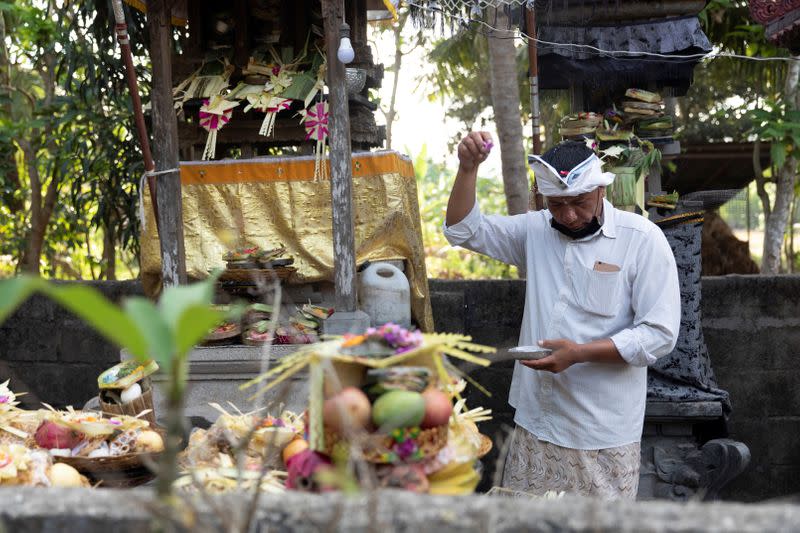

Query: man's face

[546,187,604,231]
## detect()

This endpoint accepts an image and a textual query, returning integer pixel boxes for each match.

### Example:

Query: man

[443,132,680,500]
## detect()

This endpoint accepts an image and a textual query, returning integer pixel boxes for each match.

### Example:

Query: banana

[427,461,473,482]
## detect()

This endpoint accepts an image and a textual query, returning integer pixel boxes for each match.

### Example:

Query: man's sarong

[500,425,640,500]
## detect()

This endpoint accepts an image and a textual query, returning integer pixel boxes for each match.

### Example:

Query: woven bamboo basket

[57,451,161,488]
[55,425,167,488]
[323,424,448,464]
[99,377,157,426]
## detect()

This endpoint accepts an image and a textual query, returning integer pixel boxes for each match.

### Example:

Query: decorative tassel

[245,94,293,138]
[198,96,238,161]
[202,129,218,160]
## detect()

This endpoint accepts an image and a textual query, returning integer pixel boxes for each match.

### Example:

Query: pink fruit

[420,388,453,429]
[34,420,85,450]
[285,449,333,492]
[323,387,371,434]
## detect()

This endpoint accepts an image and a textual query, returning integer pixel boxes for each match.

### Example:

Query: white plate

[508,346,553,360]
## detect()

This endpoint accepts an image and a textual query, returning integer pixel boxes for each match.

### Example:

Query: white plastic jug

[359,262,411,329]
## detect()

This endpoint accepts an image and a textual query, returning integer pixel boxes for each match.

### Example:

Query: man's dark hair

[541,140,595,173]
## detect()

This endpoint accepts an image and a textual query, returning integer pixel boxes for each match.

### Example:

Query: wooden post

[233,0,249,69]
[525,6,544,211]
[147,0,187,286]
[322,0,358,313]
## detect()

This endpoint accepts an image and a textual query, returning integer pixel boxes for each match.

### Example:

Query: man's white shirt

[443,199,680,449]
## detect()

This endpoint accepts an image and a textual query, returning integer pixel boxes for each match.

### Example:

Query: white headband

[528,153,615,197]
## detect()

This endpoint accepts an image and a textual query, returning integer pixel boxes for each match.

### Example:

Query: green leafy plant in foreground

[0,273,229,499]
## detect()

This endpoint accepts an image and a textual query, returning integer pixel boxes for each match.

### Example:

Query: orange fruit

[282,438,309,464]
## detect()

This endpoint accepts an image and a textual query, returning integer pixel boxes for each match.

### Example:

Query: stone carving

[651,439,751,501]
[749,0,800,49]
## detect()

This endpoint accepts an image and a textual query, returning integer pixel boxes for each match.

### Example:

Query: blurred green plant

[413,146,518,279]
[0,273,232,500]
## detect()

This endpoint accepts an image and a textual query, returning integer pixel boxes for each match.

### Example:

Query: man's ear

[598,186,606,198]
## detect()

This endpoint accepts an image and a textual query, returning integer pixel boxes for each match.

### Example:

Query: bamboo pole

[111,0,160,231]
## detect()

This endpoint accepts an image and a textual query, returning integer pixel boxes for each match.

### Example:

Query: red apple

[420,388,453,429]
[323,387,372,434]
[34,420,84,450]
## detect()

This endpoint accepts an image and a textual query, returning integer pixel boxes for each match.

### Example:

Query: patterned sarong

[500,425,640,500]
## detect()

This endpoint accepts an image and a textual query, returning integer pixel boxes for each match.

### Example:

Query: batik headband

[528,153,615,197]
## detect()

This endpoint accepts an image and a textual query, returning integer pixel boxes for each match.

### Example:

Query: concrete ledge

[2,488,800,532]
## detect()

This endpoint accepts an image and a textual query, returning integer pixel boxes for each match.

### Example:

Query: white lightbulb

[337,37,355,64]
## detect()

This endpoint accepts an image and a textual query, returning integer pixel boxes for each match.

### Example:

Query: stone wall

[699,275,800,502]
[1,276,798,501]
[0,281,144,410]
[428,276,800,502]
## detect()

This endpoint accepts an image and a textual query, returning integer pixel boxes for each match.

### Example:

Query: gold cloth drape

[140,151,433,331]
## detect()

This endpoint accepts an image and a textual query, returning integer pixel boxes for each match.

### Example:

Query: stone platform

[1,487,799,532]
[122,345,309,424]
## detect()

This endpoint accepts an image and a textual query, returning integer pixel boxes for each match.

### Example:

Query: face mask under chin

[550,216,602,239]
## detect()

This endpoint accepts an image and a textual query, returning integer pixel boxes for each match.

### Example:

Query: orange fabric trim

[179,152,414,185]
[123,0,188,26]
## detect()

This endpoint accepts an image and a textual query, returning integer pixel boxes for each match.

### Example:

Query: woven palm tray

[218,267,296,283]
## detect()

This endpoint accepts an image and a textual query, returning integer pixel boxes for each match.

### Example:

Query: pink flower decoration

[304,102,329,142]
[268,98,292,114]
[199,99,234,132]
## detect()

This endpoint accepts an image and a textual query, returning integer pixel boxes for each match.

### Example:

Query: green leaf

[158,274,219,332]
[0,276,42,325]
[173,304,224,358]
[771,142,787,169]
[760,127,783,140]
[40,284,149,360]
[123,297,174,369]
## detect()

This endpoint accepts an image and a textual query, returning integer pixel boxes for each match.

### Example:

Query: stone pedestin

[640,401,751,500]
[321,309,371,335]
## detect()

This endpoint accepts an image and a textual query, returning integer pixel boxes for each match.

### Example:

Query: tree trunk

[486,7,528,216]
[762,57,800,274]
[383,11,408,150]
[762,158,797,273]
[0,8,22,215]
[19,140,45,274]
[102,224,117,280]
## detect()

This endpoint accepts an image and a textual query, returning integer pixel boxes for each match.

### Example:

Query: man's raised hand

[457,131,493,173]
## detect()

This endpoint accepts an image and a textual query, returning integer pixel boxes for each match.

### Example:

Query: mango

[371,390,425,431]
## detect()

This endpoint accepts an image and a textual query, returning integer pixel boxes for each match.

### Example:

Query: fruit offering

[243,324,497,495]
[31,408,162,458]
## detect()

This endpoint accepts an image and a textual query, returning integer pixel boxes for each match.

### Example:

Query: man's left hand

[520,339,581,373]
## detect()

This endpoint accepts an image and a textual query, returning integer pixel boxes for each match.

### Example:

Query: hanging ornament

[265,66,295,94]
[198,96,239,160]
[245,94,293,137]
[300,101,329,180]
